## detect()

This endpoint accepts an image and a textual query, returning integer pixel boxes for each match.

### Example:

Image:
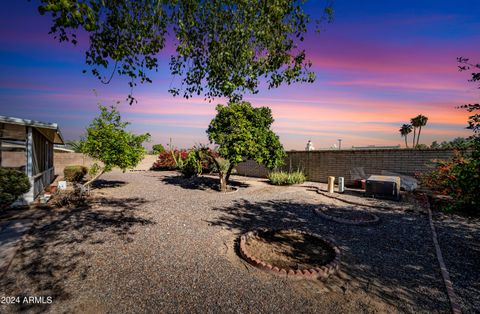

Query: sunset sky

[0,1,479,150]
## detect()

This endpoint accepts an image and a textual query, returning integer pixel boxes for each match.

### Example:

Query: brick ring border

[314,207,380,226]
[239,229,341,280]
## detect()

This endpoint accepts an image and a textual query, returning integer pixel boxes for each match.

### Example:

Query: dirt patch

[244,229,335,270]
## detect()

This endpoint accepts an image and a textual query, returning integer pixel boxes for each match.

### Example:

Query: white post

[25,126,34,203]
[327,176,335,193]
[338,177,345,193]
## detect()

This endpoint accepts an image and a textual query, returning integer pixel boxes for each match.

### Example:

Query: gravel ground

[433,212,480,313]
[1,170,475,313]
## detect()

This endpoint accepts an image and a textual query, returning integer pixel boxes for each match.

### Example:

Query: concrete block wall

[53,153,158,176]
[53,153,98,176]
[235,159,269,178]
[235,149,459,184]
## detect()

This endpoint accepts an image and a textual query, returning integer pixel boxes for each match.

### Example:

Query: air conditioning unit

[365,175,401,201]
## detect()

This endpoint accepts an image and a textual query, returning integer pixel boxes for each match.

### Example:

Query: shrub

[268,170,306,185]
[420,144,480,213]
[151,150,188,170]
[181,151,203,178]
[53,187,87,208]
[197,147,220,174]
[0,168,31,208]
[151,144,165,155]
[64,165,88,182]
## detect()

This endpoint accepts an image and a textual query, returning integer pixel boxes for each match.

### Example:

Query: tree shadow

[433,212,480,312]
[161,174,249,191]
[209,199,450,313]
[0,196,154,313]
[91,179,127,189]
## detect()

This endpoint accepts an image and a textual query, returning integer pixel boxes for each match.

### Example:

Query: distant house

[0,116,65,204]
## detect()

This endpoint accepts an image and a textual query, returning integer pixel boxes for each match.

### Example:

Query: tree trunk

[412,128,416,148]
[416,127,422,148]
[83,169,105,188]
[225,164,235,183]
[404,136,408,148]
[219,172,227,192]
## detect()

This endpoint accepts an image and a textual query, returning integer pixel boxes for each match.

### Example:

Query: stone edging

[239,229,340,280]
[314,207,380,225]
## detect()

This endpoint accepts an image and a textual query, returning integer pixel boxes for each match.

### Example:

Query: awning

[0,115,65,144]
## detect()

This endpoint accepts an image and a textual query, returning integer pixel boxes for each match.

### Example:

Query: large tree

[207,101,285,191]
[81,106,151,185]
[37,1,333,103]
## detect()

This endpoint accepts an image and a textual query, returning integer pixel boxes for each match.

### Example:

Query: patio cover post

[25,126,34,203]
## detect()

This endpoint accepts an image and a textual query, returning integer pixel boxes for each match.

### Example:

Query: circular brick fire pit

[239,229,340,280]
[315,206,380,225]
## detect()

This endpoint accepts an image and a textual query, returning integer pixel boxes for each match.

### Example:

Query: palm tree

[66,140,84,153]
[399,124,413,148]
[411,115,428,148]
[410,117,418,148]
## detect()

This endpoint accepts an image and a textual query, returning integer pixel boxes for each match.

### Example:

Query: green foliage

[66,140,84,152]
[81,106,150,172]
[64,165,88,182]
[457,57,480,135]
[459,103,480,135]
[0,168,31,209]
[207,101,286,170]
[152,144,166,155]
[268,170,306,186]
[212,156,231,174]
[416,144,429,149]
[88,163,101,176]
[169,0,325,101]
[36,1,333,103]
[421,66,480,213]
[430,137,474,149]
[207,101,285,191]
[420,147,479,213]
[181,151,203,178]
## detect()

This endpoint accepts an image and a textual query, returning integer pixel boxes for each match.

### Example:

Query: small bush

[197,147,220,174]
[151,150,188,171]
[420,144,479,213]
[268,170,306,185]
[64,165,88,182]
[0,168,31,208]
[181,151,203,178]
[151,144,166,155]
[53,187,87,208]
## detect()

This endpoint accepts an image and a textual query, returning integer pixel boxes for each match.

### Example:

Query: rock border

[239,229,340,280]
[314,206,380,225]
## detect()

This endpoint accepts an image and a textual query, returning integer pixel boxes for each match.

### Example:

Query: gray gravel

[433,212,480,313]
[0,170,472,313]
